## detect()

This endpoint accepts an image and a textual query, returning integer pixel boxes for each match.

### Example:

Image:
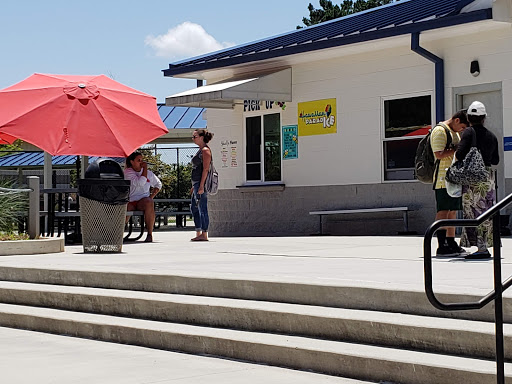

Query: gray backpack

[205,158,219,195]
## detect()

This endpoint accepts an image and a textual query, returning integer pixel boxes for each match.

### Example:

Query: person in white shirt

[124,151,162,242]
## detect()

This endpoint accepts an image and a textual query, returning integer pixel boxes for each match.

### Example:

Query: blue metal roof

[157,104,206,129]
[163,0,492,77]
[0,152,124,168]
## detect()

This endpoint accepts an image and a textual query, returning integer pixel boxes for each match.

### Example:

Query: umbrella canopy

[0,74,168,156]
[0,132,17,145]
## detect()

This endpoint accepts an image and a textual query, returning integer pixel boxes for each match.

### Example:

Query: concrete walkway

[1,231,511,295]
[0,327,369,384]
[1,231,511,383]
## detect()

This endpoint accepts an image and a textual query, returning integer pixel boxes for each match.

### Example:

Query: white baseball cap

[467,101,487,116]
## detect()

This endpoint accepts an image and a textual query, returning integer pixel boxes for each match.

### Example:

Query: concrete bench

[309,207,410,235]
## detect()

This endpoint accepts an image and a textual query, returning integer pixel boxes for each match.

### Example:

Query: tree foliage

[299,0,397,28]
[0,140,23,157]
[138,147,193,199]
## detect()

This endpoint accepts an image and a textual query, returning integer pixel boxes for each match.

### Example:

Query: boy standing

[431,110,469,256]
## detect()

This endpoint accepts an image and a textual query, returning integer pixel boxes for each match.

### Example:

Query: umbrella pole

[43,152,52,234]
[76,156,80,182]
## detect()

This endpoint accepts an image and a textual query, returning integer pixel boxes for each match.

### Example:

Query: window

[246,113,281,182]
[383,95,432,181]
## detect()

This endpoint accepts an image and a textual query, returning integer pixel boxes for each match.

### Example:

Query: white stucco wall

[206,21,512,189]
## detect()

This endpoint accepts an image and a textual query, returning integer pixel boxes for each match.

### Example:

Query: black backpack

[414,123,452,184]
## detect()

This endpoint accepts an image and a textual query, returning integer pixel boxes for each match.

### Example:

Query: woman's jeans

[191,182,209,232]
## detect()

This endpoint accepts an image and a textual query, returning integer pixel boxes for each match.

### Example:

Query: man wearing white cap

[455,101,499,258]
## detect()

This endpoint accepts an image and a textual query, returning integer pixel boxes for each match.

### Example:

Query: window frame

[243,110,282,184]
[381,91,434,182]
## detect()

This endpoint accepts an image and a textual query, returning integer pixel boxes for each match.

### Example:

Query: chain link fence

[139,145,198,199]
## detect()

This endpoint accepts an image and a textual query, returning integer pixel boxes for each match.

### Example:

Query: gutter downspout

[411,32,444,122]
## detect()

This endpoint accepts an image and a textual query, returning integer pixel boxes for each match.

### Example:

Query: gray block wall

[207,183,440,237]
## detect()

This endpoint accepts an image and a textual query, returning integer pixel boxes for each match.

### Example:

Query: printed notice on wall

[221,139,238,167]
[282,125,298,160]
[221,140,229,168]
[230,140,238,167]
[298,98,337,136]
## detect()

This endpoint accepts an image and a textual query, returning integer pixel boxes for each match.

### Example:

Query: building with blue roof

[163,0,511,237]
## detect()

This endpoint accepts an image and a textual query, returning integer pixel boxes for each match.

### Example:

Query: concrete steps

[0,266,506,322]
[0,303,508,384]
[0,266,510,383]
[0,281,509,360]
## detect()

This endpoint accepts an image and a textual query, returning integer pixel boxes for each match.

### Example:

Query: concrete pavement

[1,230,512,383]
[0,231,510,296]
[0,327,370,384]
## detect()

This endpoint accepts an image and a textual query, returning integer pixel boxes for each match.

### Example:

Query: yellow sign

[298,98,337,136]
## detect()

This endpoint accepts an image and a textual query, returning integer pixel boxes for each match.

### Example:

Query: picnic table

[42,189,192,243]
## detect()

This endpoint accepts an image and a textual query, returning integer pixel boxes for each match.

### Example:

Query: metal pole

[493,213,504,384]
[177,148,180,198]
[176,148,182,227]
[43,152,52,234]
[75,155,80,181]
[27,176,40,239]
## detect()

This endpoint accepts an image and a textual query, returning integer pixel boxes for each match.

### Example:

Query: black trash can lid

[85,158,124,179]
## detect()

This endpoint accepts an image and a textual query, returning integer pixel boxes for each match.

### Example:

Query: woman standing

[455,101,499,258]
[190,129,213,241]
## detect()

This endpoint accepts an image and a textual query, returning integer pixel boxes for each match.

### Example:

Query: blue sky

[0,0,312,103]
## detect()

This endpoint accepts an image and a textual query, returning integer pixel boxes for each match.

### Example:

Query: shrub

[0,179,29,235]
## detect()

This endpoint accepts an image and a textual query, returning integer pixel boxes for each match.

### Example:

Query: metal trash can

[78,158,130,253]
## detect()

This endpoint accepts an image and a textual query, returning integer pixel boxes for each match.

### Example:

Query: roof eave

[163,9,492,78]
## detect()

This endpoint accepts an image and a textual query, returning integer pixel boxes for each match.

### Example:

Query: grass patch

[0,232,30,241]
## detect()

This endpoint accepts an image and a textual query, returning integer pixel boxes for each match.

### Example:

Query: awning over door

[165,68,292,109]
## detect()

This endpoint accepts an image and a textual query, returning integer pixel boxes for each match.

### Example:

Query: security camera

[470,60,480,77]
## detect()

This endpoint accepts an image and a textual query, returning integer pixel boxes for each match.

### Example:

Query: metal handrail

[424,192,512,384]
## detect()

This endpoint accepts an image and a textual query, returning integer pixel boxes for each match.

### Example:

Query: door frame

[452,82,505,200]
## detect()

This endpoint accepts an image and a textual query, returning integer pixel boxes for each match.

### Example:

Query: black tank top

[191,148,203,184]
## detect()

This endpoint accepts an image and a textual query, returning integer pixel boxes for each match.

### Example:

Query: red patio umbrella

[0,132,17,145]
[0,74,168,156]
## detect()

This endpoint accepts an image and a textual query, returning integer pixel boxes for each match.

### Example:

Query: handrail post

[493,213,505,384]
[424,193,512,383]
